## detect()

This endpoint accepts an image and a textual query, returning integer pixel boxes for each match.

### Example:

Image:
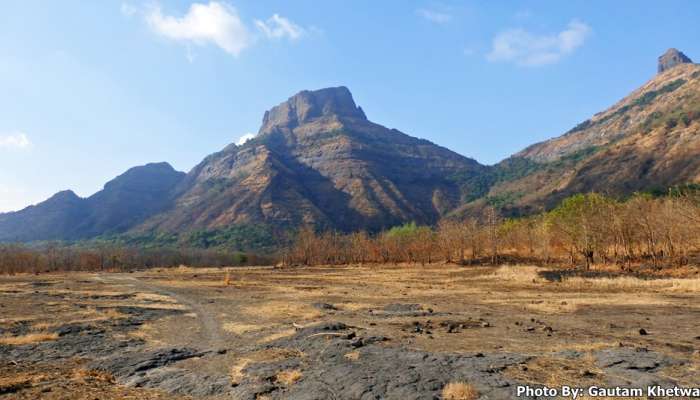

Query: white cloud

[416,8,452,24]
[236,133,255,145]
[121,2,138,17]
[146,2,252,57]
[255,14,305,40]
[0,132,31,150]
[487,19,591,67]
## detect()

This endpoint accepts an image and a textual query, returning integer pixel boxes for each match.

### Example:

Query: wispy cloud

[128,2,308,59]
[236,132,255,145]
[255,14,304,40]
[120,2,138,17]
[487,20,591,67]
[145,2,252,57]
[0,132,31,150]
[416,8,452,24]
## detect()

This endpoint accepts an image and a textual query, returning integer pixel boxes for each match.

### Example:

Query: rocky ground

[1,264,699,399]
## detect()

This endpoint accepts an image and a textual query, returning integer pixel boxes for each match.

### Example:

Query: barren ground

[1,264,699,399]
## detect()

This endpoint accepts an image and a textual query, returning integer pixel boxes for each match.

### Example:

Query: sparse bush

[442,381,479,400]
[282,191,700,270]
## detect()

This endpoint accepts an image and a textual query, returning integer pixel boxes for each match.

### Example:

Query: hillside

[455,49,700,216]
[1,50,699,244]
[0,163,184,241]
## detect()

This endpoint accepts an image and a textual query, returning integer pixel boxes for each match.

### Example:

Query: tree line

[0,244,271,275]
[283,192,700,269]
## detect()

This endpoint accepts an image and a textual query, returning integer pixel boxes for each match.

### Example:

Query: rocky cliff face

[658,48,693,73]
[140,87,486,233]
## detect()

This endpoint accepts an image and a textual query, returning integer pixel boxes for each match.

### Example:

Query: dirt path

[99,274,227,350]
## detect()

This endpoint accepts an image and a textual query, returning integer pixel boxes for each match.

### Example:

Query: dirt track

[2,264,700,399]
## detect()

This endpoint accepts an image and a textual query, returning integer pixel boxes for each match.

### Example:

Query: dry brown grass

[230,348,305,385]
[223,322,262,335]
[73,368,115,383]
[275,369,303,385]
[0,375,33,393]
[0,332,59,345]
[561,275,700,293]
[487,265,544,284]
[441,381,479,400]
[242,301,322,321]
[257,328,297,344]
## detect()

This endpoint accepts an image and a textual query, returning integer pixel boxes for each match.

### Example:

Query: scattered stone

[312,302,338,311]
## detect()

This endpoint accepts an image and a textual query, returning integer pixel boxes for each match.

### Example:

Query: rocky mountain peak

[658,48,693,73]
[259,86,367,135]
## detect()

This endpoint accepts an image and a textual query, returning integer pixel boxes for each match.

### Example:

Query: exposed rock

[259,86,367,135]
[658,48,693,73]
[138,87,486,233]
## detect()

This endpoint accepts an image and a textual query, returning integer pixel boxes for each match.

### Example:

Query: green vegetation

[185,224,277,250]
[595,79,688,127]
[204,177,232,194]
[639,94,700,134]
[485,192,523,208]
[631,79,686,108]
[66,224,279,254]
[548,146,602,169]
[565,119,593,134]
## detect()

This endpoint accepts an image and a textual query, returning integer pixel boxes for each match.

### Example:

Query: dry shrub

[276,369,303,385]
[73,369,115,383]
[223,322,262,335]
[488,265,543,284]
[561,276,700,292]
[442,381,479,400]
[0,332,59,345]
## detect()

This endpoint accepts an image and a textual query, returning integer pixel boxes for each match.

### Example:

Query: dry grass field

[1,264,699,399]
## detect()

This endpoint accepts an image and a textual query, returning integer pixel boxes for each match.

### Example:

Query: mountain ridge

[1,49,698,244]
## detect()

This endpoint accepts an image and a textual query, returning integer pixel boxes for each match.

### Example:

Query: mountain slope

[0,163,185,241]
[457,49,700,216]
[3,49,699,243]
[139,87,486,233]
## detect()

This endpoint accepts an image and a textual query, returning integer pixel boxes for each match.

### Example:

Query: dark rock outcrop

[658,48,693,73]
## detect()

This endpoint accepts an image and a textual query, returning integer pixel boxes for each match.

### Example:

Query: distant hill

[1,49,699,244]
[0,163,184,241]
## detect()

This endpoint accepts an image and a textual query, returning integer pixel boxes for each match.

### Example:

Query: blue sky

[1,1,699,212]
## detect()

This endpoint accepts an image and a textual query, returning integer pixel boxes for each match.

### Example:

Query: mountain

[138,87,486,233]
[2,49,699,244]
[0,163,185,241]
[455,49,700,216]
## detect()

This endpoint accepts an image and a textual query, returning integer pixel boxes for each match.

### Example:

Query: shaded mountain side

[3,49,700,244]
[0,190,88,241]
[453,54,700,218]
[0,163,185,242]
[138,87,487,233]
